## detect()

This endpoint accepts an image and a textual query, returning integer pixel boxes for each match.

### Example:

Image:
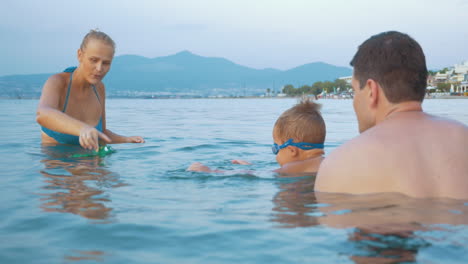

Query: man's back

[316,111,468,199]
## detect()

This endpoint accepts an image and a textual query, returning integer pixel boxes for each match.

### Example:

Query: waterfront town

[275,60,468,99]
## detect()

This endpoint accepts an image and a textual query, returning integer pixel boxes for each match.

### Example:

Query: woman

[37,30,144,150]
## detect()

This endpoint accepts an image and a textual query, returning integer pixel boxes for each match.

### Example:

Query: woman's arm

[100,84,144,144]
[36,74,85,135]
[103,129,144,143]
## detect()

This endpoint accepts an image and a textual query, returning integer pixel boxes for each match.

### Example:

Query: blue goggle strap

[290,141,324,150]
[273,139,324,154]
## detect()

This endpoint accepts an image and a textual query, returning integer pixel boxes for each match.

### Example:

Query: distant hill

[0,73,50,99]
[0,51,351,98]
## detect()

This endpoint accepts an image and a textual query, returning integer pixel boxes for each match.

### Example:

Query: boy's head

[273,98,326,166]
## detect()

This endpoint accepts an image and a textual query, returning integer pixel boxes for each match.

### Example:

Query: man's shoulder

[431,114,468,131]
[414,114,468,142]
[327,128,382,158]
[316,136,372,189]
[315,126,398,193]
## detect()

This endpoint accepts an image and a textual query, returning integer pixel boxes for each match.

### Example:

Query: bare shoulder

[278,156,323,174]
[429,113,467,127]
[316,114,468,196]
[43,72,68,90]
[39,72,70,108]
[315,131,386,193]
[316,136,365,190]
[424,114,468,143]
[445,119,468,144]
[437,116,468,133]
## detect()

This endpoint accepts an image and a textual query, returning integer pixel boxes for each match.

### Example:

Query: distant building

[448,61,468,94]
[427,75,436,87]
[451,74,466,83]
[339,76,352,84]
[434,72,449,83]
[460,81,467,94]
[453,61,468,74]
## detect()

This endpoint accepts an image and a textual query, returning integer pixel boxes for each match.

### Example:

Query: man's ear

[366,79,380,109]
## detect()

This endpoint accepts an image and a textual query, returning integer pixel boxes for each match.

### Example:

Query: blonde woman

[37,30,144,150]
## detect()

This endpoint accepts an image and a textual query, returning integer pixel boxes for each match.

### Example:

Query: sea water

[0,98,467,263]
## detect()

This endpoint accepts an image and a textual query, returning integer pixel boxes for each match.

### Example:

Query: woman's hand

[79,126,112,151]
[126,136,145,143]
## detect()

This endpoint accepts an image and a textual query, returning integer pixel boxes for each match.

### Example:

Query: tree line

[281,79,350,96]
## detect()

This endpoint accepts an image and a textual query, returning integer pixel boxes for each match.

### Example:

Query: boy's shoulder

[277,156,323,174]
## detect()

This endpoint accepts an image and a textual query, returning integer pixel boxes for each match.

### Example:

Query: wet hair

[80,29,115,52]
[274,98,326,144]
[350,31,427,103]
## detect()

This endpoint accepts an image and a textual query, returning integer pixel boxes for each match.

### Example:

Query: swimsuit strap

[40,66,103,146]
[62,67,102,111]
[62,68,75,112]
[92,85,101,105]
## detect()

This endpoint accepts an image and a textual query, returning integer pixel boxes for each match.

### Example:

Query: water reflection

[272,174,319,227]
[271,175,468,263]
[38,145,125,220]
[348,227,426,263]
[64,250,106,262]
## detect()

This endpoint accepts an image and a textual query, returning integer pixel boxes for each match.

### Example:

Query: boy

[188,98,326,174]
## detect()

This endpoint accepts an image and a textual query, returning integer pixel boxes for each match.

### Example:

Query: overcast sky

[1,0,467,76]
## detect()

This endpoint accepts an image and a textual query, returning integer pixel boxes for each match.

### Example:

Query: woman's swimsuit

[41,67,103,145]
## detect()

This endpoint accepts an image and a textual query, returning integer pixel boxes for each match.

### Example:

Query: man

[315,31,468,199]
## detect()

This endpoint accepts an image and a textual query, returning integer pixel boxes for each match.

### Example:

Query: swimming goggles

[272,138,324,155]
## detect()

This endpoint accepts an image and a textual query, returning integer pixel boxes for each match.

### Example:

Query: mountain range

[0,51,352,98]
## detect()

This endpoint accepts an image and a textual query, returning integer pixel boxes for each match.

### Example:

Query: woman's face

[78,39,114,84]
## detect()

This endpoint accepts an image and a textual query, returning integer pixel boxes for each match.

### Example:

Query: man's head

[350,31,427,132]
[273,98,326,165]
[351,31,427,103]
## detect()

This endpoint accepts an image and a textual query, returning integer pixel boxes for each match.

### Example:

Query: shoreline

[1,95,467,100]
[427,95,468,99]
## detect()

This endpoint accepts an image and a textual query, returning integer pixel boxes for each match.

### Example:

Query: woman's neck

[71,67,92,92]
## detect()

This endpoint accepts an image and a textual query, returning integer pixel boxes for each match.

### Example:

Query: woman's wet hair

[80,29,115,52]
[350,31,428,103]
[274,97,326,144]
